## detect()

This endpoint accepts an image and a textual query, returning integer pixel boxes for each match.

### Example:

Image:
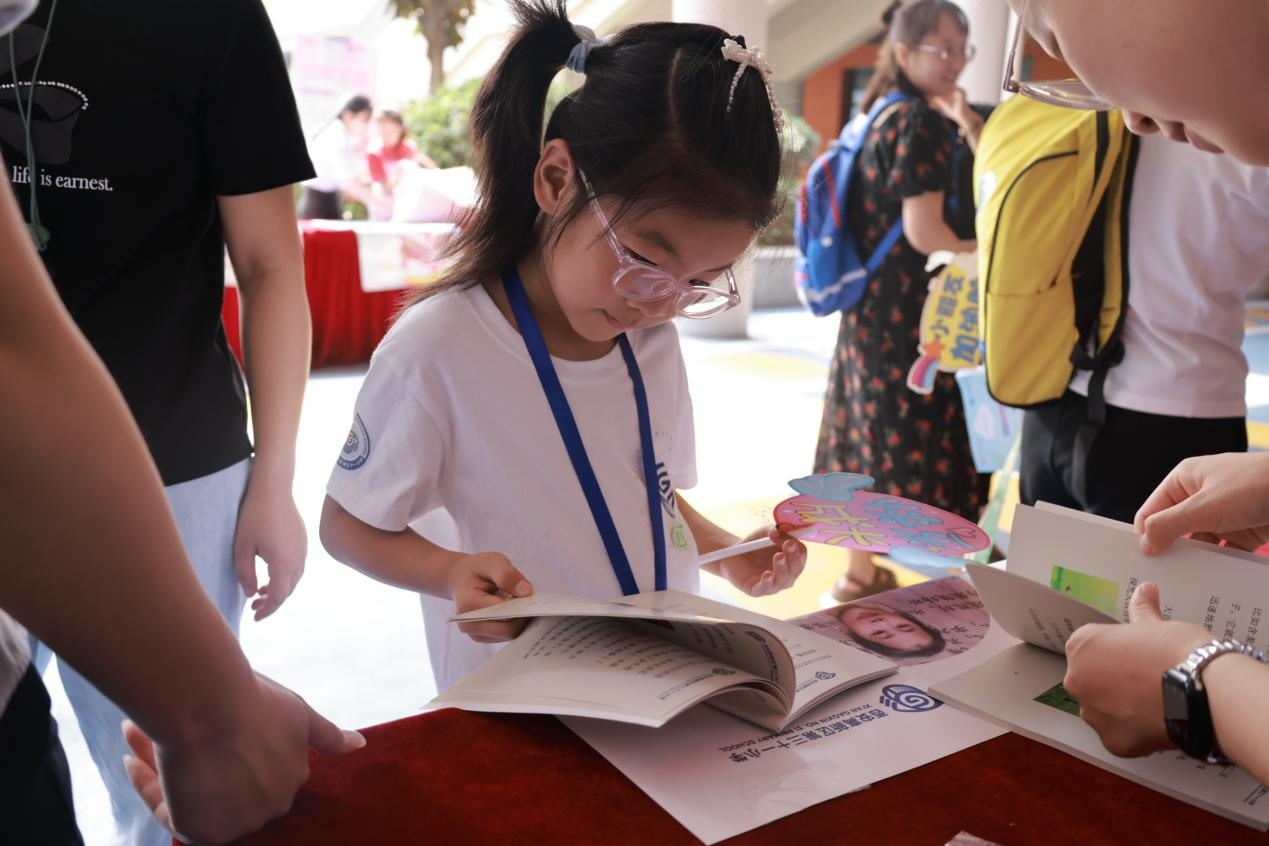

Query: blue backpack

[794,91,911,317]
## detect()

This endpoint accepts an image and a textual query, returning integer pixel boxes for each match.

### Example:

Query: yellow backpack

[975,96,1139,413]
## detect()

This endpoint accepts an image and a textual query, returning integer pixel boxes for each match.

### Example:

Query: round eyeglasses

[1002,0,1113,111]
[911,43,977,63]
[578,171,741,320]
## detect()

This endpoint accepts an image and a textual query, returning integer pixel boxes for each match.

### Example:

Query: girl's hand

[448,552,534,644]
[715,526,807,597]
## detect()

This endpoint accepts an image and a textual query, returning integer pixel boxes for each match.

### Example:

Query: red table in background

[234,708,1261,845]
[222,223,419,370]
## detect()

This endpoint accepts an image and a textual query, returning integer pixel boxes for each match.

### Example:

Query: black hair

[416,0,783,302]
[836,604,946,658]
[339,94,373,119]
[379,108,406,126]
[860,0,969,112]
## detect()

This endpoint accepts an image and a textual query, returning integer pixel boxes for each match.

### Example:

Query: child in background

[367,109,438,190]
[320,0,807,689]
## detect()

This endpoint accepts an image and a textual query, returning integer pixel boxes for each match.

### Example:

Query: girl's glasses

[1002,1,1112,110]
[911,44,977,63]
[578,171,741,320]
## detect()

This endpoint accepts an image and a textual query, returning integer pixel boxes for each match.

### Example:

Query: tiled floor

[49,302,1269,843]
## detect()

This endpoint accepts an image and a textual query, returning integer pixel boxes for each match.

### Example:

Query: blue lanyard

[502,267,667,595]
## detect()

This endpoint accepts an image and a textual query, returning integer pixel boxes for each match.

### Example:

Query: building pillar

[956,0,1015,106]
[670,0,769,339]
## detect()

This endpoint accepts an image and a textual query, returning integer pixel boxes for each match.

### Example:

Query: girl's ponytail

[449,1,579,290]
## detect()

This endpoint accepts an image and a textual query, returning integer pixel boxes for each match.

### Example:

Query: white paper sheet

[564,576,1009,844]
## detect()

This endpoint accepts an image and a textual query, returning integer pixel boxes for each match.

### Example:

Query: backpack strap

[854,91,911,278]
[1070,130,1140,502]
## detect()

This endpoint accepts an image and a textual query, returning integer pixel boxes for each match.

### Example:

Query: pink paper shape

[774,491,990,556]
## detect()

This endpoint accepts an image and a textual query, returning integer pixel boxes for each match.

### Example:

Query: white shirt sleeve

[667,335,698,491]
[326,356,446,531]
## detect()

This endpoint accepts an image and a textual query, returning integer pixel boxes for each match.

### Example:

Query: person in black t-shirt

[1,147,363,845]
[2,1,315,842]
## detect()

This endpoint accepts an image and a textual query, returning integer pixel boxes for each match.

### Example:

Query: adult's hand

[123,673,364,845]
[1063,582,1210,757]
[1134,452,1269,554]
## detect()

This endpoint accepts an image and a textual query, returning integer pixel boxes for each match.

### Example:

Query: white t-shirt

[0,610,30,715]
[1070,135,1269,418]
[327,283,700,689]
[304,122,365,193]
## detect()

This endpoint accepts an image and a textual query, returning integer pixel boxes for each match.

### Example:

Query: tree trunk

[420,6,448,94]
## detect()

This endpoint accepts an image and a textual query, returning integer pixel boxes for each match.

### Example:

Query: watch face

[1163,668,1192,722]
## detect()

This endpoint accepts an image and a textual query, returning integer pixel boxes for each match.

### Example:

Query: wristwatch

[1163,639,1267,764]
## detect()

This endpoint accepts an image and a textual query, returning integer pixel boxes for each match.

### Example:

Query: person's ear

[893,42,912,74]
[533,139,576,216]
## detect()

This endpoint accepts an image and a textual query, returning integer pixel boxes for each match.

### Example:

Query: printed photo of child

[791,575,991,667]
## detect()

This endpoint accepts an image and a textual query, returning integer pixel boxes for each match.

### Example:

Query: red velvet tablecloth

[233,709,1262,845]
[223,224,408,370]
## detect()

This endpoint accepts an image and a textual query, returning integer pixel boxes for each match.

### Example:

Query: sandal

[829,565,898,604]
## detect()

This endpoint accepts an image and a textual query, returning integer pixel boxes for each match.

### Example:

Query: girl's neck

[484,249,616,362]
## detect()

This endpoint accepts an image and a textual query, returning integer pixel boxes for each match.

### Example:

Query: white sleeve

[668,344,698,491]
[326,357,445,531]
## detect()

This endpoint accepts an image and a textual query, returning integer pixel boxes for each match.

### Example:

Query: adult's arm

[0,162,359,844]
[1065,582,1269,785]
[221,186,312,620]
[902,192,976,255]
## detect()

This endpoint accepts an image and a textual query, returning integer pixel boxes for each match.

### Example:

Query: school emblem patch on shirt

[338,413,371,470]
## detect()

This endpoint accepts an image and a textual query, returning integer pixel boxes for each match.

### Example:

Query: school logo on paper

[338,414,371,470]
[879,684,943,713]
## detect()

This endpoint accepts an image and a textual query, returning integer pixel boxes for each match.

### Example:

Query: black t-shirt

[0,0,315,485]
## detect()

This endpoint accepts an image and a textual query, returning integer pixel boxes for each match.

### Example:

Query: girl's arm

[319,496,533,641]
[901,192,976,256]
[678,495,807,597]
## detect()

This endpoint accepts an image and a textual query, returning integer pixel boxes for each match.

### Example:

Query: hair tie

[566,24,604,75]
[720,38,785,133]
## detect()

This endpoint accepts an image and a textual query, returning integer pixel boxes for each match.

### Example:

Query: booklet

[428,590,897,731]
[930,504,1269,830]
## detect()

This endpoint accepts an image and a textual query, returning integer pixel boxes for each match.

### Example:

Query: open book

[930,503,1269,830]
[429,589,896,731]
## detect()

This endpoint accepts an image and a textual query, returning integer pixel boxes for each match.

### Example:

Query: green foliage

[761,114,823,247]
[400,78,482,170]
[386,0,476,50]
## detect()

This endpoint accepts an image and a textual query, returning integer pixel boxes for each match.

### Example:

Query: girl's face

[894,12,970,100]
[343,109,373,142]
[1009,0,1269,166]
[379,117,406,148]
[545,194,754,344]
[839,606,935,654]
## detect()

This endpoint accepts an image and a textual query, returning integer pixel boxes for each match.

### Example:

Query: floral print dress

[813,95,984,521]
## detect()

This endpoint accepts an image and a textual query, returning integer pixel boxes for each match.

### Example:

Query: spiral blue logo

[337,414,371,470]
[880,684,942,713]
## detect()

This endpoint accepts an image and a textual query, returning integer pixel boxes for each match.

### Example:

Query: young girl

[320,0,807,689]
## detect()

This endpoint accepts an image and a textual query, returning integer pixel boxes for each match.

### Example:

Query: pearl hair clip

[721,38,785,132]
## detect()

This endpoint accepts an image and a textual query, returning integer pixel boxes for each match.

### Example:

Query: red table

[222,224,413,370]
[235,709,1262,845]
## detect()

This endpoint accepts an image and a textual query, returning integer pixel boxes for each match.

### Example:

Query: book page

[931,643,1269,830]
[965,563,1116,654]
[613,592,896,727]
[1008,504,1269,645]
[452,590,798,694]
[431,614,785,728]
